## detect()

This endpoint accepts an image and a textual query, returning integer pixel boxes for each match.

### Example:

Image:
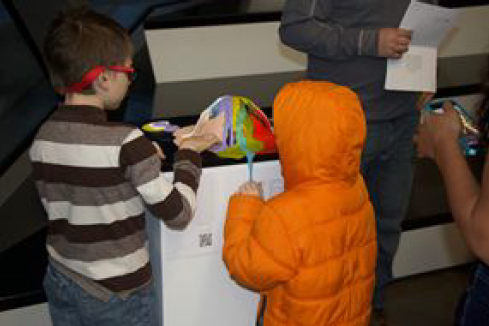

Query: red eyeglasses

[108,66,137,82]
[61,65,137,93]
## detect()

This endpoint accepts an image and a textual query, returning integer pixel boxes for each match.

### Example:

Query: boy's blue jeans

[455,262,489,325]
[360,112,419,310]
[43,263,159,326]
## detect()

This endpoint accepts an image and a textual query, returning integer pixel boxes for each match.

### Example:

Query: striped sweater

[29,104,202,297]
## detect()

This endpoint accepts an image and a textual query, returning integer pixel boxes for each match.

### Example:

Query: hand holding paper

[385,1,459,93]
[378,28,412,58]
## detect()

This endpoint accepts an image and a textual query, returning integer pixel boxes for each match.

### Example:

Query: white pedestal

[147,160,284,326]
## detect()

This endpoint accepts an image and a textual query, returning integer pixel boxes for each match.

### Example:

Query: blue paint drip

[246,152,255,181]
[236,102,255,181]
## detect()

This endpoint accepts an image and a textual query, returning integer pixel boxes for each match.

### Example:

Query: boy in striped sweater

[29,7,217,326]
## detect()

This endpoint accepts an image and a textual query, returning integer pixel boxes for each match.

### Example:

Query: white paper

[385,46,437,93]
[385,1,459,92]
[399,1,459,47]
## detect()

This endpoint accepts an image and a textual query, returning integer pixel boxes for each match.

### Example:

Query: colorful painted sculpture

[177,95,276,159]
[175,96,276,180]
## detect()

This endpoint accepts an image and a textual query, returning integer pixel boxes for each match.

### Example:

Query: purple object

[208,96,235,152]
[143,120,180,133]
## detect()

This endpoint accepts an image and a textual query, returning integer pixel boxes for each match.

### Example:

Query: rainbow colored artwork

[206,95,276,160]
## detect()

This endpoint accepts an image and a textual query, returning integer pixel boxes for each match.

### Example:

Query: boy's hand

[152,141,166,160]
[235,181,264,198]
[378,28,412,58]
[415,101,462,160]
[178,134,220,153]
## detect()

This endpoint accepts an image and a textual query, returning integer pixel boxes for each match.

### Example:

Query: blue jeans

[455,262,489,325]
[361,112,419,310]
[43,263,158,326]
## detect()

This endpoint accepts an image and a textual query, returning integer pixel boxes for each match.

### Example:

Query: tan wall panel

[439,6,489,57]
[146,21,306,84]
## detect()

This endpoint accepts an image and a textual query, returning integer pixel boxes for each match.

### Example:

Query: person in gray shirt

[279,1,433,324]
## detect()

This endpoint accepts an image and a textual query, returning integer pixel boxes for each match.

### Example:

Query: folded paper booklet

[385,1,459,93]
[386,46,438,92]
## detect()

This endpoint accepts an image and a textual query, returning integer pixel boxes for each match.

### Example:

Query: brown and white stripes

[29,105,202,296]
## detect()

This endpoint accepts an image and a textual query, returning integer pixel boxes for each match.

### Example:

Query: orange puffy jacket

[223,81,377,326]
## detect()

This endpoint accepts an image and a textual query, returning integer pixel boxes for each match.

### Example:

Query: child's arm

[120,129,202,230]
[223,193,298,292]
[417,102,489,263]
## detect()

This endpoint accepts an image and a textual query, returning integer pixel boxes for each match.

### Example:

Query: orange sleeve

[223,194,298,292]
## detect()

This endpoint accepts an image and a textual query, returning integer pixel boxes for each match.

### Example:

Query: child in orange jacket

[223,81,377,326]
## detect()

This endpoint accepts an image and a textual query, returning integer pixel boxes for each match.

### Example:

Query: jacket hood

[273,81,366,189]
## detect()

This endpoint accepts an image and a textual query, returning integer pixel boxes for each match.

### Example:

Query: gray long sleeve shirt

[279,0,432,121]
